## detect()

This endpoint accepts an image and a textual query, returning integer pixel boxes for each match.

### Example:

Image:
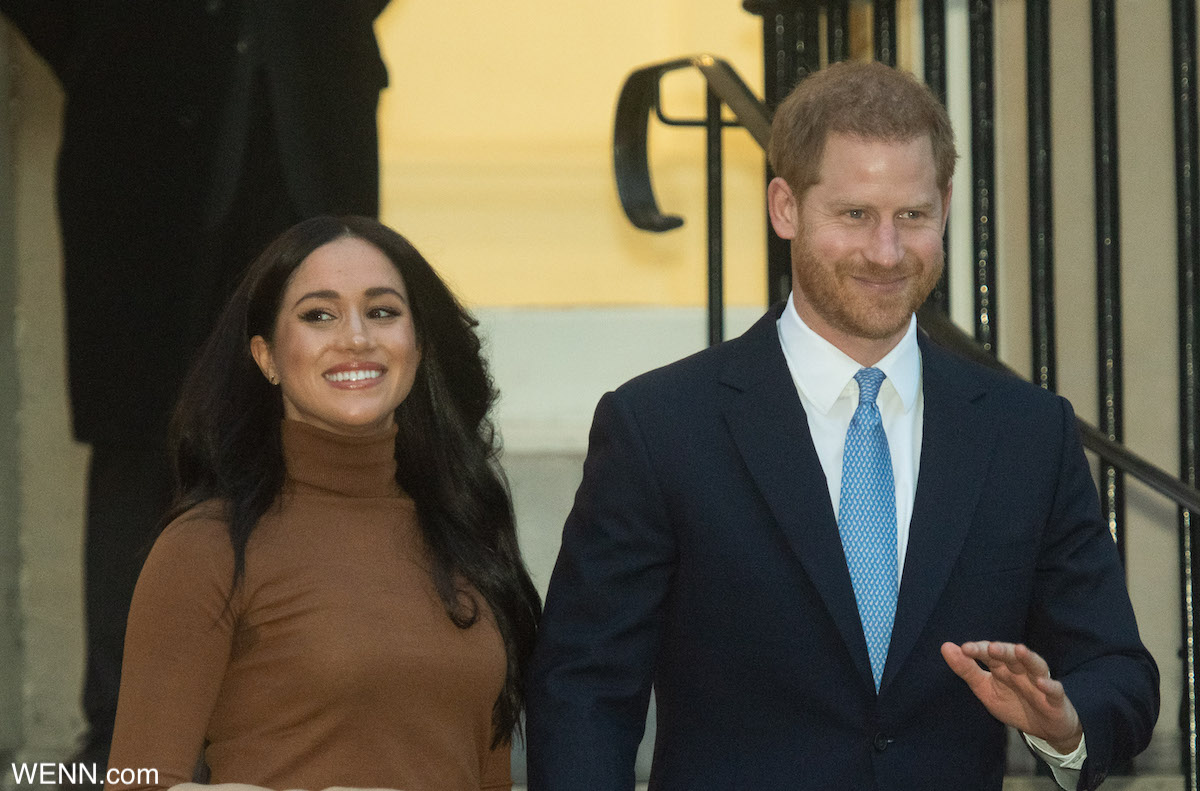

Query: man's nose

[866,220,903,267]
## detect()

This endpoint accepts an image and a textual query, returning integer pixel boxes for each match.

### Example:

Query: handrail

[613,55,770,233]
[614,55,1200,519]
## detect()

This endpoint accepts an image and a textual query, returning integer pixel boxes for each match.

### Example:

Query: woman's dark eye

[368,306,401,319]
[300,309,335,322]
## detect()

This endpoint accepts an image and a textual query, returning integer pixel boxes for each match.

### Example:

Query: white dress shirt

[774,294,1084,788]
[776,292,922,578]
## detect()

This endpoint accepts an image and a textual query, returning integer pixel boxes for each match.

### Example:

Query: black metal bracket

[613,54,770,233]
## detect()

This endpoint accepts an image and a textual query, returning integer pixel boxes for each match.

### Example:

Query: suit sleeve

[105,517,238,791]
[1027,397,1159,791]
[525,390,677,791]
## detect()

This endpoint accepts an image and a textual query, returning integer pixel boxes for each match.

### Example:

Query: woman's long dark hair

[169,215,541,746]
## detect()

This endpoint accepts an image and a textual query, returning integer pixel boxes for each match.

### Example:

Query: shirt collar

[777,292,921,415]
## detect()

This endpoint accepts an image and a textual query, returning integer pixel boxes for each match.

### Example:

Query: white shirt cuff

[1024,731,1086,790]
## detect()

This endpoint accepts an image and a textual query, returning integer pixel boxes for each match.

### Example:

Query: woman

[106,216,541,791]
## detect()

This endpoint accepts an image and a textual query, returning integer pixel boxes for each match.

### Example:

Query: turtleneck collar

[281,419,402,499]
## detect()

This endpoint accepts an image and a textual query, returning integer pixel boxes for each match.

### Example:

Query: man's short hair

[767,59,958,201]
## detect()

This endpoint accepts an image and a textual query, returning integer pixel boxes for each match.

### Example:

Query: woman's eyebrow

[293,286,407,308]
[365,286,408,303]
[293,289,339,308]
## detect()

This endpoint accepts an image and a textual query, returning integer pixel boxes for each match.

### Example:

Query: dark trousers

[80,441,172,754]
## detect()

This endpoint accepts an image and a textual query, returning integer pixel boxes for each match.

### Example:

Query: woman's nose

[342,314,370,349]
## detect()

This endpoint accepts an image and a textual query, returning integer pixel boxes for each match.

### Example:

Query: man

[0,1,390,783]
[527,61,1158,790]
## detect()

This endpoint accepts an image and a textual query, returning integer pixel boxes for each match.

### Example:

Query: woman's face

[250,236,421,436]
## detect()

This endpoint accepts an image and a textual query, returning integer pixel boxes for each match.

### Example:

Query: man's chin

[833,306,916,343]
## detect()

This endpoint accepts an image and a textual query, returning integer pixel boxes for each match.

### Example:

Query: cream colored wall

[6,30,88,764]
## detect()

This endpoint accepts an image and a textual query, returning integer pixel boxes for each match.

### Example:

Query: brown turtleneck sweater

[107,420,510,791]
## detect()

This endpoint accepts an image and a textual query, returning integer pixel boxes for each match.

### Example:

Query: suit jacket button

[872,733,892,752]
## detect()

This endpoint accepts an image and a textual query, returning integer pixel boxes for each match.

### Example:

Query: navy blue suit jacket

[527,305,1158,791]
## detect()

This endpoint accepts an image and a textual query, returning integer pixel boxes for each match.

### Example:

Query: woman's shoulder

[161,499,231,536]
[131,501,239,617]
[148,501,235,572]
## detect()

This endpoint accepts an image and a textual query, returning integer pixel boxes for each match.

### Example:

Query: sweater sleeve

[106,512,239,791]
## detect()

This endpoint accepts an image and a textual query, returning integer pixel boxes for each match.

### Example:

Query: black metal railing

[612,0,1200,780]
[1026,0,1055,394]
[1092,0,1126,560]
[1173,0,1200,778]
[613,55,768,346]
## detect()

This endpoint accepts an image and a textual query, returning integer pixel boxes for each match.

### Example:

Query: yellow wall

[374,0,768,308]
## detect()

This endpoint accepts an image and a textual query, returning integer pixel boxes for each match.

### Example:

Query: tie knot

[854,367,886,406]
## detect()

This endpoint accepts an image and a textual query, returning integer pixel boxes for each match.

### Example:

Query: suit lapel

[720,307,876,690]
[880,334,995,689]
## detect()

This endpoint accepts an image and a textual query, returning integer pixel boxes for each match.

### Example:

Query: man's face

[768,132,950,364]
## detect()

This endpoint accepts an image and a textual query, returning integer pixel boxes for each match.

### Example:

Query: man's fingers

[948,641,1056,703]
[941,641,988,685]
[974,642,1051,683]
[1017,644,1052,678]
[1035,674,1066,704]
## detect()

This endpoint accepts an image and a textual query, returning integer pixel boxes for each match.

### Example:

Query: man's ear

[767,177,800,240]
[249,335,277,384]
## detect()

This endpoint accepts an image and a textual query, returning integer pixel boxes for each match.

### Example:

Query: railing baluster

[1092,0,1126,558]
[706,86,725,347]
[1027,0,1055,391]
[873,0,897,67]
[1174,0,1200,784]
[922,0,948,106]
[969,1,997,354]
[922,0,950,316]
[828,0,850,65]
[744,0,817,303]
[797,2,819,81]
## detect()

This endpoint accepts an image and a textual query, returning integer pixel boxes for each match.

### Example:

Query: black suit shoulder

[918,330,1078,426]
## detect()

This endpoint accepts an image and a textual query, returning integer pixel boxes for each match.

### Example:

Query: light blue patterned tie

[838,367,897,691]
